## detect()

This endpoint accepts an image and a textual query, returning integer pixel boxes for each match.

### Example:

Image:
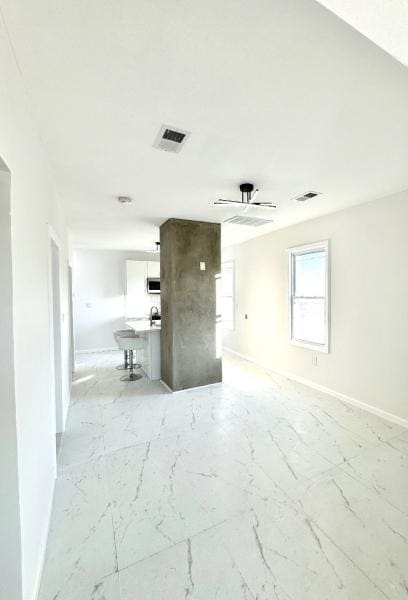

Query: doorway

[68,265,75,379]
[50,236,63,448]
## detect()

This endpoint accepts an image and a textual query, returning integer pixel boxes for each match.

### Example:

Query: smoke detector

[224,215,273,227]
[294,191,321,202]
[117,196,132,204]
[153,124,191,153]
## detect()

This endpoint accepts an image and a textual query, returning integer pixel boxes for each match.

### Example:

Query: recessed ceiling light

[117,196,132,204]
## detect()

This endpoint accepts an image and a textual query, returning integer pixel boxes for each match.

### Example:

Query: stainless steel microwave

[147,277,160,294]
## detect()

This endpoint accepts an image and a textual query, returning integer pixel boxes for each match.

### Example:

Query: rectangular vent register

[153,125,191,153]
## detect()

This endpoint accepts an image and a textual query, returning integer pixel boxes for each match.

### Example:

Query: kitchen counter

[126,319,161,333]
[126,320,161,380]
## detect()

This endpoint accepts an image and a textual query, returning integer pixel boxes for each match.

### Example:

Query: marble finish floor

[39,351,408,600]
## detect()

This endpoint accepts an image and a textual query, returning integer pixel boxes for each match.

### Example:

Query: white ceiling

[2,0,408,250]
[316,0,408,67]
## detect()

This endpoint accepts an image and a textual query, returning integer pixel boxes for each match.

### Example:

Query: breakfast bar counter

[126,320,161,380]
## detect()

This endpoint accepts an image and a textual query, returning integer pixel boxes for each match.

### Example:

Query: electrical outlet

[312,355,318,366]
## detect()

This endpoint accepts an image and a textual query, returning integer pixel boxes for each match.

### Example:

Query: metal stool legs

[116,349,129,370]
[120,349,142,382]
[114,330,139,370]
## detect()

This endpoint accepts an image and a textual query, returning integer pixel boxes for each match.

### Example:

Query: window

[288,241,329,352]
[221,261,234,330]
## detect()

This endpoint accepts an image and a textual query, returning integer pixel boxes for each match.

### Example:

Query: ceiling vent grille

[294,191,320,202]
[224,215,274,227]
[153,124,191,153]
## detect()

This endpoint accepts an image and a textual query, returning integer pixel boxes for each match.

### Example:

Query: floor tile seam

[299,460,408,524]
[213,538,258,600]
[319,444,377,470]
[115,515,238,575]
[337,433,408,470]
[56,452,108,478]
[306,411,385,447]
[309,519,395,600]
[385,430,408,449]
[216,424,349,479]
[101,429,203,460]
[63,409,393,465]
[292,461,364,503]
[117,522,226,571]
[289,497,399,599]
[183,468,305,532]
[216,521,294,600]
[101,422,229,460]
[335,463,408,517]
[45,500,117,578]
[337,434,407,466]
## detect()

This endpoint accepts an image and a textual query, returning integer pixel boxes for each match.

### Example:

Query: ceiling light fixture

[214,183,277,210]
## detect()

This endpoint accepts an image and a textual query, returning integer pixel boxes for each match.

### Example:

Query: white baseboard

[75,347,118,354]
[32,469,56,600]
[160,379,223,394]
[223,347,408,429]
[160,379,173,393]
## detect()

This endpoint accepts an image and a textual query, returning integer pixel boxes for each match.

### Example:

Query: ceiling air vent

[153,124,191,153]
[224,215,274,227]
[294,191,321,202]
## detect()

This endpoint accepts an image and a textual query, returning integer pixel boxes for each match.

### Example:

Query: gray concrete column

[160,218,222,391]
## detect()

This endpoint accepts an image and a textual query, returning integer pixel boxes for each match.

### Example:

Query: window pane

[221,261,234,330]
[221,296,233,329]
[221,264,233,296]
[295,251,325,297]
[292,298,325,344]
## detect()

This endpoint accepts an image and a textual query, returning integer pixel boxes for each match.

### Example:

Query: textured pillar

[160,218,222,391]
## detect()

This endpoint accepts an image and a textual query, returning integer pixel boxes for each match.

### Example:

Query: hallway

[39,351,408,600]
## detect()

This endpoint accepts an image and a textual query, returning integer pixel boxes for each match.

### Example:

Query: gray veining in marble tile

[297,468,408,599]
[39,350,408,600]
[38,457,118,600]
[340,437,408,515]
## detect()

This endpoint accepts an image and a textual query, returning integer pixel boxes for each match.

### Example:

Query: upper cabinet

[125,259,161,318]
[125,260,147,317]
[147,260,160,278]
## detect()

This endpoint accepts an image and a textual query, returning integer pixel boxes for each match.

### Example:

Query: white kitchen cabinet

[125,259,161,318]
[125,260,147,317]
[147,260,160,278]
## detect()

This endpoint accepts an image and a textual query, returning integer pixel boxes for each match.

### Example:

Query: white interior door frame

[0,157,23,599]
[47,224,66,434]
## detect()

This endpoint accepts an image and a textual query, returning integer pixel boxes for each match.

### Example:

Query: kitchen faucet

[149,306,159,326]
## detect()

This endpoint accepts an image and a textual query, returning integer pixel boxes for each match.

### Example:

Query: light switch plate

[200,262,206,271]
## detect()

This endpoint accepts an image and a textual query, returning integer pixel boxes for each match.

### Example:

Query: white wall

[73,249,160,352]
[223,190,408,423]
[0,161,22,600]
[0,17,70,600]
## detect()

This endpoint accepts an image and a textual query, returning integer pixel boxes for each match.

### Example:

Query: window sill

[289,338,329,354]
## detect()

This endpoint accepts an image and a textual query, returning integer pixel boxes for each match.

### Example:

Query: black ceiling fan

[214,183,277,209]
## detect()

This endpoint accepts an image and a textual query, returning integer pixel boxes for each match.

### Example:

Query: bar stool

[113,329,137,370]
[117,336,144,381]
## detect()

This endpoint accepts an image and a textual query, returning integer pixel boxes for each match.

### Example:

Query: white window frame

[221,260,235,331]
[288,240,330,353]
